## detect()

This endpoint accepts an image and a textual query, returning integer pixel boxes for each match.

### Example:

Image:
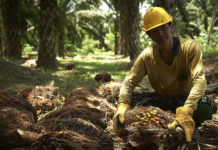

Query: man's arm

[168,40,206,142]
[113,52,148,135]
[184,41,207,110]
[119,53,148,105]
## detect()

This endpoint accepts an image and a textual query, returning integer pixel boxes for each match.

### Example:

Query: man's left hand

[168,106,195,142]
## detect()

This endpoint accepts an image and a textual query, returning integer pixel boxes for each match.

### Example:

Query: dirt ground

[0,57,217,150]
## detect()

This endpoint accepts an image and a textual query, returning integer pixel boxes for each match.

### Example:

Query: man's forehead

[150,23,169,31]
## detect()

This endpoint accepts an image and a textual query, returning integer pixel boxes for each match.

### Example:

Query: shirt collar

[157,36,180,56]
[172,37,180,56]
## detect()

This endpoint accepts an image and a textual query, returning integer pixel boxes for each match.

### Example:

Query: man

[113,7,215,142]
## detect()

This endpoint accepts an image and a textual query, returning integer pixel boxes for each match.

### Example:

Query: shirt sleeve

[184,41,207,110]
[119,53,147,105]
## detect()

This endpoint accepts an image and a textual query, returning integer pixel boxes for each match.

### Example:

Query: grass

[0,58,57,95]
[1,47,218,97]
[0,51,130,97]
[54,53,130,95]
[202,47,218,59]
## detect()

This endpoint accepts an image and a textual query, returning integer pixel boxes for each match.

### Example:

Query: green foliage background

[2,0,216,58]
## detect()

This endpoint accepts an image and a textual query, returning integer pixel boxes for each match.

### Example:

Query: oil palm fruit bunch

[119,106,185,150]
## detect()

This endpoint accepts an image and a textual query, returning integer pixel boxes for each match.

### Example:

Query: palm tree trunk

[57,23,65,58]
[1,0,22,59]
[0,27,2,57]
[112,0,121,55]
[203,15,208,31]
[0,10,3,57]
[37,0,57,69]
[207,3,218,44]
[154,0,178,14]
[114,15,120,55]
[119,0,141,60]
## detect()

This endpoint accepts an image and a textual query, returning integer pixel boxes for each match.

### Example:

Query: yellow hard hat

[143,7,173,32]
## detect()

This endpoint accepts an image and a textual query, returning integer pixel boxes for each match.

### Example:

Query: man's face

[148,23,173,47]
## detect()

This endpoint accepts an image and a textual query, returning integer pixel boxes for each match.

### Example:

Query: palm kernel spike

[142,113,147,117]
[136,115,141,119]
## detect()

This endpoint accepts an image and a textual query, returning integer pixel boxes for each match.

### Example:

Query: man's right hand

[113,103,130,135]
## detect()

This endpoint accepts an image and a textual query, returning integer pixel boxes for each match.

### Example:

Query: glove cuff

[176,106,194,117]
[117,103,130,112]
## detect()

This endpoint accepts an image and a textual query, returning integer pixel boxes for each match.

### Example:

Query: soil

[204,57,218,84]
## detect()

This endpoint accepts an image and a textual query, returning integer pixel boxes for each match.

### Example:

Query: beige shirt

[119,38,207,110]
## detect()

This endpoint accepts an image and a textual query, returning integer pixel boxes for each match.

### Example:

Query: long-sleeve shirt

[119,38,207,110]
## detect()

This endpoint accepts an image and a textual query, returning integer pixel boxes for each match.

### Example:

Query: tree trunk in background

[153,0,178,14]
[56,1,67,58]
[98,25,109,51]
[114,15,120,55]
[37,0,57,69]
[0,9,3,57]
[120,14,125,56]
[119,0,141,60]
[0,25,2,57]
[57,22,65,58]
[200,0,209,31]
[153,0,179,36]
[207,3,218,44]
[203,15,208,31]
[113,0,120,55]
[99,38,109,51]
[1,0,22,59]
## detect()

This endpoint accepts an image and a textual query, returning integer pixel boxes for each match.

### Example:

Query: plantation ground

[0,54,217,149]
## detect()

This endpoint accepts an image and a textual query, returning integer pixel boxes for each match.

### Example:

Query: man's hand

[168,106,195,142]
[113,103,130,135]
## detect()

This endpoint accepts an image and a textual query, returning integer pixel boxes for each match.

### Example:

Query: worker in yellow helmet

[113,7,216,142]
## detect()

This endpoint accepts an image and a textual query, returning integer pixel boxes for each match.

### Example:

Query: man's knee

[193,96,216,127]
